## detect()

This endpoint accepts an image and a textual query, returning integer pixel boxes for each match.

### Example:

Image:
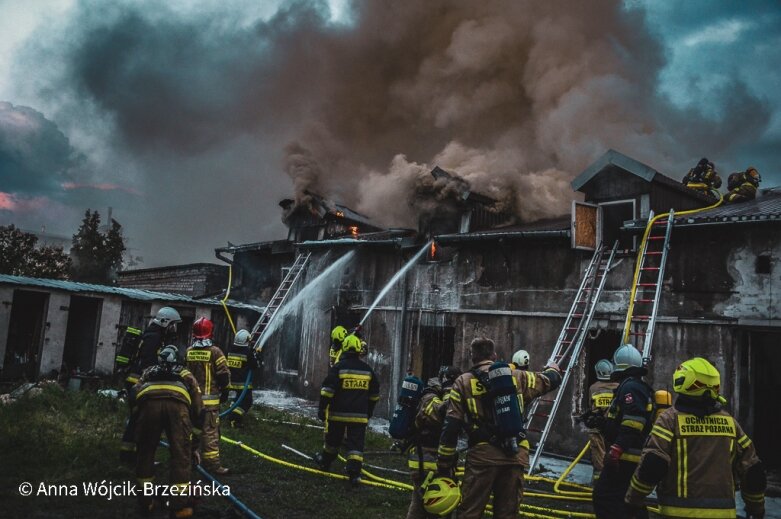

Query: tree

[0,225,70,279]
[70,210,127,284]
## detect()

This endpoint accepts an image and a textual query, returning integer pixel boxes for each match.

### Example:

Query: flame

[336,210,345,218]
[430,241,437,259]
[350,226,359,237]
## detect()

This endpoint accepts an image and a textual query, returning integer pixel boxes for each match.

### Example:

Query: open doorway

[582,328,622,406]
[62,296,102,373]
[600,200,635,250]
[3,290,49,381]
[743,330,781,468]
[419,325,455,383]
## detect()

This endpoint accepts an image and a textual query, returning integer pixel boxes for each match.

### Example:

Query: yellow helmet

[331,326,348,343]
[672,357,720,399]
[342,334,362,353]
[654,389,672,408]
[422,476,461,516]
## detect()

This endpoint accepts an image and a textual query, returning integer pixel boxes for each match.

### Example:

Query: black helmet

[438,366,463,388]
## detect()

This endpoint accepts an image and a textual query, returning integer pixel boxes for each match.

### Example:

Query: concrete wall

[39,292,70,376]
[95,298,122,375]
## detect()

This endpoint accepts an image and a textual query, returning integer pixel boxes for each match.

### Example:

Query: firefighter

[437,337,562,519]
[132,345,203,518]
[625,357,766,518]
[406,366,462,519]
[314,334,380,486]
[226,329,257,428]
[510,349,530,370]
[653,389,672,422]
[587,359,618,483]
[329,325,348,367]
[726,166,761,203]
[682,157,722,192]
[186,317,231,475]
[592,344,655,519]
[116,307,182,463]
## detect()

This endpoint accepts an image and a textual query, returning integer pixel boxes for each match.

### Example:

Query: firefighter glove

[605,444,623,468]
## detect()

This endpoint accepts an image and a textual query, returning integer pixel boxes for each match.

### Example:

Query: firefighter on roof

[726,166,761,204]
[315,333,380,486]
[592,344,655,518]
[682,157,722,192]
[116,306,181,464]
[436,337,562,519]
[226,329,257,427]
[186,317,231,475]
[131,345,203,518]
[625,357,766,519]
[586,359,618,483]
[405,366,462,519]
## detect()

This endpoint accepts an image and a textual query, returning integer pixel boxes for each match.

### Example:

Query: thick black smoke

[7,0,773,262]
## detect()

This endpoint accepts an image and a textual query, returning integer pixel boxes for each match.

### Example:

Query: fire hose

[221,434,598,518]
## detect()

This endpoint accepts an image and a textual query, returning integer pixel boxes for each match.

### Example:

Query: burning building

[216,151,781,468]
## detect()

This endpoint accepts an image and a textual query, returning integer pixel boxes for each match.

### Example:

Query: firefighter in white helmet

[226,329,258,428]
[586,359,618,483]
[510,349,530,370]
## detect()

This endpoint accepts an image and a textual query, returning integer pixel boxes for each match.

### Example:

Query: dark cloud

[0,101,75,194]
[4,0,779,265]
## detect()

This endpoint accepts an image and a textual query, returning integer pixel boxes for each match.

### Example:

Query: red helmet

[192,317,214,339]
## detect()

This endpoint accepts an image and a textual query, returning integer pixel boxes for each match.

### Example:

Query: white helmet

[595,359,614,380]
[152,307,181,328]
[158,345,179,364]
[512,349,530,369]
[612,344,643,373]
[234,329,251,348]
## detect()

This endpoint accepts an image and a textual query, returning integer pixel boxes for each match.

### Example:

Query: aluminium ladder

[527,240,619,472]
[622,210,675,363]
[249,252,312,356]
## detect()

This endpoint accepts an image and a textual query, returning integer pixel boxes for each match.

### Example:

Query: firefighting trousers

[134,399,192,511]
[458,462,524,519]
[592,459,648,519]
[229,390,253,424]
[322,420,367,477]
[120,381,138,458]
[589,432,607,478]
[200,409,223,469]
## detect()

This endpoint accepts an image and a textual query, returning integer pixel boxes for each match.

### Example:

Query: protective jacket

[438,360,561,468]
[115,324,171,384]
[186,340,230,409]
[726,181,758,203]
[407,382,449,473]
[319,352,380,423]
[602,368,655,459]
[588,380,618,433]
[328,340,343,367]
[226,343,257,391]
[626,396,766,518]
[132,363,203,425]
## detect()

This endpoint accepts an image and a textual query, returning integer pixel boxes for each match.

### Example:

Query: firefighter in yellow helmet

[132,345,203,518]
[329,326,348,367]
[585,359,618,483]
[315,333,380,486]
[653,389,672,422]
[625,357,766,518]
[437,337,562,519]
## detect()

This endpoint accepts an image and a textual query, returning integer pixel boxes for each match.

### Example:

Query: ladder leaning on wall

[248,252,312,357]
[526,240,619,472]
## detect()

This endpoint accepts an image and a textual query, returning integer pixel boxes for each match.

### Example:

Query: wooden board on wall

[573,201,598,250]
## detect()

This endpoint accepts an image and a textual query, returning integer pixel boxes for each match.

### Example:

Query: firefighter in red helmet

[186,317,231,474]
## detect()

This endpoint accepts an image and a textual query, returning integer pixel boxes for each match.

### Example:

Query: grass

[0,387,604,518]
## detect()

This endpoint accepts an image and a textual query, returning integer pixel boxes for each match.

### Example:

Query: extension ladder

[622,210,675,362]
[249,252,312,355]
[527,241,618,472]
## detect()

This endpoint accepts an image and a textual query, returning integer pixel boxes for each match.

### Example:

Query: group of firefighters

[682,157,762,203]
[114,307,768,519]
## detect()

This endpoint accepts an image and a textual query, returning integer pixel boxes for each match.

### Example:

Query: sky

[0,0,779,267]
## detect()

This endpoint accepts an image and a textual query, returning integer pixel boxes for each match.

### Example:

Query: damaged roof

[0,274,262,311]
[573,149,716,204]
[436,216,571,243]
